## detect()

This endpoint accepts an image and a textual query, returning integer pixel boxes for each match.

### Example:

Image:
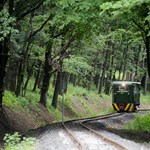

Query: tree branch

[30,15,53,38]
[53,35,74,61]
[53,32,64,39]
[59,36,74,55]
[131,18,146,33]
[17,1,44,21]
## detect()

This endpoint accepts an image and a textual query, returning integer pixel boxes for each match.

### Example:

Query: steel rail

[79,122,127,150]
[62,123,83,150]
[64,112,118,124]
[137,109,150,112]
[79,113,127,150]
[81,113,124,123]
[63,112,126,150]
[62,109,150,150]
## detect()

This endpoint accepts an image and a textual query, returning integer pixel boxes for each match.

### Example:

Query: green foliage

[1,0,149,128]
[0,8,17,41]
[101,0,150,14]
[3,132,36,150]
[63,56,92,76]
[3,88,39,110]
[48,105,62,121]
[126,112,150,132]
[3,91,20,107]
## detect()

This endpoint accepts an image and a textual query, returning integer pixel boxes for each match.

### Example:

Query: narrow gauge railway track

[62,112,127,150]
[62,123,83,150]
[137,109,150,112]
[79,117,127,150]
[64,112,120,123]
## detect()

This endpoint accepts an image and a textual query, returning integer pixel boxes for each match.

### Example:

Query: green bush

[3,91,19,107]
[3,132,36,150]
[126,112,150,132]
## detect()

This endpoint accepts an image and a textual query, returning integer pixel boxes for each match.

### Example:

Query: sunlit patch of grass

[125,112,150,132]
[3,91,20,107]
[140,93,150,102]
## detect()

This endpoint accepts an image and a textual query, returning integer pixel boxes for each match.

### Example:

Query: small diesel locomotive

[112,81,141,112]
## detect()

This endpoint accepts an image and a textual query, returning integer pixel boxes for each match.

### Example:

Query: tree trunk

[94,74,99,88]
[15,12,34,96]
[126,72,130,81]
[98,50,109,94]
[143,71,149,95]
[70,74,76,86]
[52,73,57,88]
[40,40,53,107]
[32,61,42,91]
[15,40,33,96]
[15,58,24,96]
[52,54,63,108]
[51,36,74,108]
[5,58,18,92]
[134,46,141,81]
[122,47,129,81]
[87,72,93,91]
[23,62,35,96]
[118,42,129,80]
[52,70,62,108]
[145,33,150,78]
[0,38,9,108]
[104,43,115,95]
[0,1,14,108]
[63,72,69,93]
[40,66,52,107]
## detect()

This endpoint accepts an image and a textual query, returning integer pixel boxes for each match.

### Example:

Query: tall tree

[101,0,150,78]
[0,0,44,108]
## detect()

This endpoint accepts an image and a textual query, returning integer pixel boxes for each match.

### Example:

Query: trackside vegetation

[3,132,35,150]
[3,82,114,122]
[126,112,150,132]
[126,93,150,131]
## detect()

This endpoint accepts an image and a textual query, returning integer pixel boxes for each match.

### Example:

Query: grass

[126,112,150,132]
[63,84,113,118]
[3,77,114,122]
[3,91,20,107]
[125,92,150,132]
[140,92,150,102]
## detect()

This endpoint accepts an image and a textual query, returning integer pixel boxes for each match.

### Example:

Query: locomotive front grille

[113,103,134,112]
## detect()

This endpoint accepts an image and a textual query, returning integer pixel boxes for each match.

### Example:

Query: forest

[0,0,150,110]
[1,0,150,149]
[0,0,150,112]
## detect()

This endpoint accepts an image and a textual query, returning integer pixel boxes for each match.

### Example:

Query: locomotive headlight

[122,83,126,87]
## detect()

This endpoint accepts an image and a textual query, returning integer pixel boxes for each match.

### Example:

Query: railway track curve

[63,112,127,150]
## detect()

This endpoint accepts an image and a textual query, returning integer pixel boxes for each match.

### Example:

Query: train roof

[112,81,141,85]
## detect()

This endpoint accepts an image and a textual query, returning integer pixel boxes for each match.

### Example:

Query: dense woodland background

[0,0,150,110]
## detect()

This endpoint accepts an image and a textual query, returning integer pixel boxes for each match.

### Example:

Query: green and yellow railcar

[112,81,140,112]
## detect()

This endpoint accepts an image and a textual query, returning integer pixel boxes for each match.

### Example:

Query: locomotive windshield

[115,84,129,92]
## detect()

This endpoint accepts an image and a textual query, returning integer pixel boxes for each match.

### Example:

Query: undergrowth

[3,83,113,120]
[140,93,150,102]
[126,112,150,132]
[2,132,36,150]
